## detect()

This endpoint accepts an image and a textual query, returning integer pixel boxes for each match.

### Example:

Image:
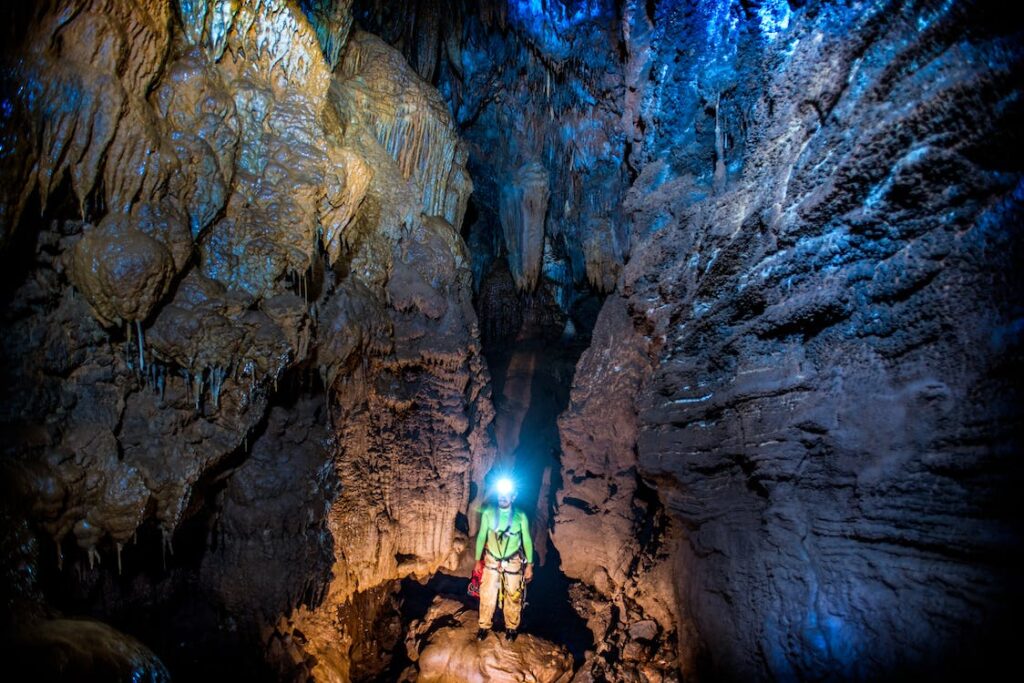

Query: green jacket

[475,505,533,563]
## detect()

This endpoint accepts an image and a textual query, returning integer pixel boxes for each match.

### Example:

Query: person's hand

[524,563,534,583]
[474,558,485,575]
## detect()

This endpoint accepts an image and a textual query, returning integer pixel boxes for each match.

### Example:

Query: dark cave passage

[474,293,600,664]
[1,1,1022,682]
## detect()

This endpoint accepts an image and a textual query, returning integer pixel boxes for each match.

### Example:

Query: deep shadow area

[380,573,474,680]
[20,369,339,682]
[520,536,594,663]
[476,287,602,666]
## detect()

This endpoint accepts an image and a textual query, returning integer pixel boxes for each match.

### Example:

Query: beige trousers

[478,554,525,630]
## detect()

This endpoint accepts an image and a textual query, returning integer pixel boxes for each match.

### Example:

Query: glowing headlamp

[495,477,515,496]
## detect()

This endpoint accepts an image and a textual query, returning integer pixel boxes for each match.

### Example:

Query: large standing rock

[409,598,573,683]
[11,618,170,682]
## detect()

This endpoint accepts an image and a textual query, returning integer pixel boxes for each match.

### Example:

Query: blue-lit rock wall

[354,1,1021,678]
[556,0,1022,679]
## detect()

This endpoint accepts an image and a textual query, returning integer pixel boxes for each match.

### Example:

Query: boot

[476,628,488,641]
[506,629,519,643]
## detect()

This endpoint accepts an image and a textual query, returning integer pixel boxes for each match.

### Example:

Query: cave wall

[1,1,1021,680]
[556,0,1023,679]
[0,1,494,678]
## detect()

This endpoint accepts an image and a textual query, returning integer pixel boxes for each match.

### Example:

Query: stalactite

[499,162,550,291]
[136,320,145,373]
[336,31,472,229]
[194,371,204,412]
[210,366,227,410]
[714,91,726,193]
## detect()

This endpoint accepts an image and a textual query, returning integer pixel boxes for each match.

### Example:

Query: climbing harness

[490,509,522,559]
[469,511,521,599]
[497,557,527,609]
[483,547,527,608]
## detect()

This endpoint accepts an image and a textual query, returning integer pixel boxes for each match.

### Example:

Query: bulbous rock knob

[68,214,177,326]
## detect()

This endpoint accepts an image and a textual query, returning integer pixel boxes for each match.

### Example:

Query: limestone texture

[406,597,574,683]
[552,0,1023,680]
[2,1,492,679]
[1,1,1021,681]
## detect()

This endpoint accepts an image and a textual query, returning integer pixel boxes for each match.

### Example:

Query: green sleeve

[475,508,490,560]
[519,510,533,563]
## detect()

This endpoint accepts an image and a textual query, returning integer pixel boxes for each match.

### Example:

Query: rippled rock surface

[555,0,1022,679]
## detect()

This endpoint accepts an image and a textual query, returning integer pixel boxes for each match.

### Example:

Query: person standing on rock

[475,476,533,642]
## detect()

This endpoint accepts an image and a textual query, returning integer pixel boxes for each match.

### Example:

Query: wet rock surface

[8,617,171,683]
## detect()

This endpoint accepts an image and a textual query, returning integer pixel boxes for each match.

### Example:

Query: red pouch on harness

[468,559,484,598]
